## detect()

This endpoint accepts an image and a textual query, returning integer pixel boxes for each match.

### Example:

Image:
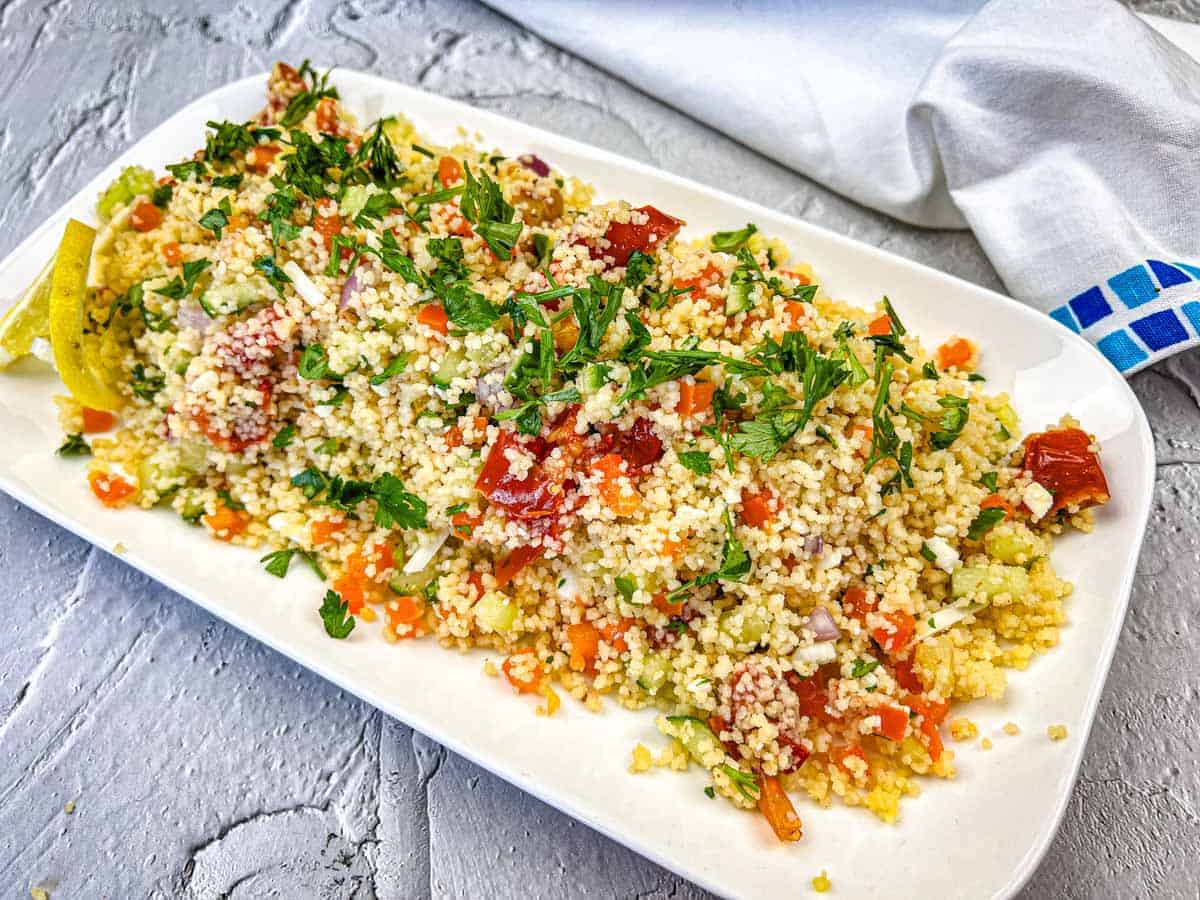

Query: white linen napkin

[484,0,1200,374]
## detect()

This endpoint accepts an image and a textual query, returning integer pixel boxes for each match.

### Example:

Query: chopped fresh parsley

[153,258,210,301]
[253,255,292,295]
[166,160,206,182]
[833,321,870,387]
[212,173,244,190]
[56,434,90,457]
[131,363,165,401]
[298,344,338,380]
[319,589,356,639]
[532,233,554,267]
[315,437,339,454]
[863,360,914,497]
[352,190,399,228]
[980,471,999,492]
[618,311,651,363]
[151,183,173,208]
[440,282,500,332]
[624,250,655,287]
[850,658,880,679]
[291,468,428,529]
[922,361,939,380]
[710,223,757,253]
[259,184,301,249]
[199,196,231,240]
[215,488,245,511]
[460,164,522,260]
[929,395,969,450]
[920,542,936,562]
[351,119,404,186]
[280,60,339,128]
[261,547,326,580]
[967,506,1007,540]
[678,451,712,475]
[272,423,297,448]
[370,353,410,385]
[720,763,760,801]
[703,786,716,799]
[615,575,637,603]
[668,509,751,601]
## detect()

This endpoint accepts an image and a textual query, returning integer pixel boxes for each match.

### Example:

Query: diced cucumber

[175,488,206,524]
[389,566,436,594]
[474,593,518,633]
[98,166,156,220]
[990,400,1019,436]
[433,348,467,387]
[176,437,209,475]
[199,278,270,318]
[635,652,673,695]
[579,363,610,396]
[985,529,1038,565]
[138,457,181,495]
[951,564,1030,600]
[341,185,369,222]
[664,715,725,765]
[719,603,771,648]
[724,276,754,316]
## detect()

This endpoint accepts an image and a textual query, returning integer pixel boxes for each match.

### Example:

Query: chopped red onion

[518,153,550,177]
[803,606,840,642]
[804,534,824,556]
[339,270,361,309]
[474,364,510,410]
[175,302,211,334]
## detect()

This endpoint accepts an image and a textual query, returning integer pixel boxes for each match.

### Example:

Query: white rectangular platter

[0,70,1155,899]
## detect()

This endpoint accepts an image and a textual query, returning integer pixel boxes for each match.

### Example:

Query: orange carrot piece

[867,314,892,336]
[567,621,601,672]
[87,470,137,508]
[81,407,116,433]
[417,304,449,335]
[758,774,803,843]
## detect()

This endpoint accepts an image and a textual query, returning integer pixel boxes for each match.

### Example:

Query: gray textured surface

[1,2,1198,898]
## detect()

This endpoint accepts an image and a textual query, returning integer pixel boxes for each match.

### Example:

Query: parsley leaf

[253,256,291,295]
[56,434,90,457]
[272,423,297,448]
[967,506,1006,540]
[261,547,326,580]
[459,164,522,260]
[929,395,969,450]
[166,160,206,182]
[151,183,173,208]
[711,223,757,253]
[280,61,339,128]
[624,250,655,287]
[833,321,870,387]
[131,363,165,401]
[298,344,338,380]
[369,473,429,529]
[618,311,651,363]
[732,345,848,459]
[668,509,750,601]
[370,353,410,385]
[850,658,879,678]
[440,282,500,332]
[319,589,356,639]
[353,190,398,228]
[199,196,231,240]
[352,119,404,186]
[212,173,244,190]
[615,576,637,603]
[678,451,712,475]
[153,258,211,301]
[980,471,999,492]
[259,184,301,249]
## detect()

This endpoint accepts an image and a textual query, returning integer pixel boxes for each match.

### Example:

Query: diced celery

[985,529,1038,565]
[98,166,156,220]
[474,593,518,633]
[951,564,1030,600]
[665,715,724,765]
[636,652,673,695]
[719,603,771,647]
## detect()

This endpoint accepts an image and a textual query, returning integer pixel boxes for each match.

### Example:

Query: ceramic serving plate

[0,70,1154,899]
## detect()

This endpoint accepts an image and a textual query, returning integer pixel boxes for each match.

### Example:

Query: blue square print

[1096,329,1149,372]
[1108,265,1158,309]
[1067,286,1111,329]
[1129,309,1189,352]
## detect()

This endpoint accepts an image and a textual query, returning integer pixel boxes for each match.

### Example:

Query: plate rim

[0,67,1157,900]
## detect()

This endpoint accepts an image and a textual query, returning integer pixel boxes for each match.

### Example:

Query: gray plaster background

[1,1,1198,897]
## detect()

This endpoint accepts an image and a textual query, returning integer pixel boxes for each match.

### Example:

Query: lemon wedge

[0,254,54,368]
[48,219,123,411]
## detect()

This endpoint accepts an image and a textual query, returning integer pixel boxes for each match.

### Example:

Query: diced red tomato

[786,668,835,724]
[875,704,909,741]
[417,304,449,335]
[502,648,543,694]
[673,260,723,300]
[494,544,545,588]
[867,314,892,336]
[840,586,877,622]
[1022,427,1110,513]
[593,416,664,474]
[161,242,182,266]
[130,202,162,233]
[873,610,916,655]
[81,407,116,433]
[676,380,715,416]
[902,695,949,761]
[601,205,684,267]
[567,621,601,672]
[740,487,776,528]
[476,429,561,520]
[891,658,925,694]
[758,774,803,843]
[88,470,137,508]
[438,155,463,186]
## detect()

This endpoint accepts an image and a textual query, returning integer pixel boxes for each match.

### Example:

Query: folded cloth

[483,0,1200,374]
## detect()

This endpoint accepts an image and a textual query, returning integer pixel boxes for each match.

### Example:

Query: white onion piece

[803,606,840,641]
[339,270,361,309]
[175,301,211,334]
[282,260,328,307]
[403,527,451,574]
[792,641,838,670]
[474,364,510,410]
[804,534,823,556]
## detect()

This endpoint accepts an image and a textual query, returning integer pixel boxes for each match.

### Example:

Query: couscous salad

[1,62,1112,844]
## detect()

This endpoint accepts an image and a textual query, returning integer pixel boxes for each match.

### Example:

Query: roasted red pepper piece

[476,429,561,520]
[1022,427,1110,513]
[601,205,683,267]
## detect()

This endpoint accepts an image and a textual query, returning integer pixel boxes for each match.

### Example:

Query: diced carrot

[334,555,370,614]
[203,503,250,539]
[246,144,281,174]
[591,453,641,516]
[438,155,463,186]
[676,380,715,416]
[502,648,543,694]
[873,610,916,655]
[980,493,1016,520]
[840,586,877,622]
[875,704,909,741]
[758,774,803,843]
[310,518,346,546]
[130,202,162,233]
[567,621,601,672]
[660,538,686,562]
[935,336,976,370]
[829,744,868,776]
[445,426,464,448]
[651,590,684,617]
[417,304,449,335]
[87,470,137,508]
[161,241,182,266]
[373,542,396,574]
[850,423,873,456]
[673,260,724,299]
[598,617,635,653]
[740,487,776,528]
[784,300,807,330]
[81,407,116,433]
[902,695,949,761]
[313,199,342,250]
[782,269,812,286]
[385,594,425,638]
[867,314,892,336]
[315,96,339,133]
[495,544,544,588]
[452,510,483,536]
